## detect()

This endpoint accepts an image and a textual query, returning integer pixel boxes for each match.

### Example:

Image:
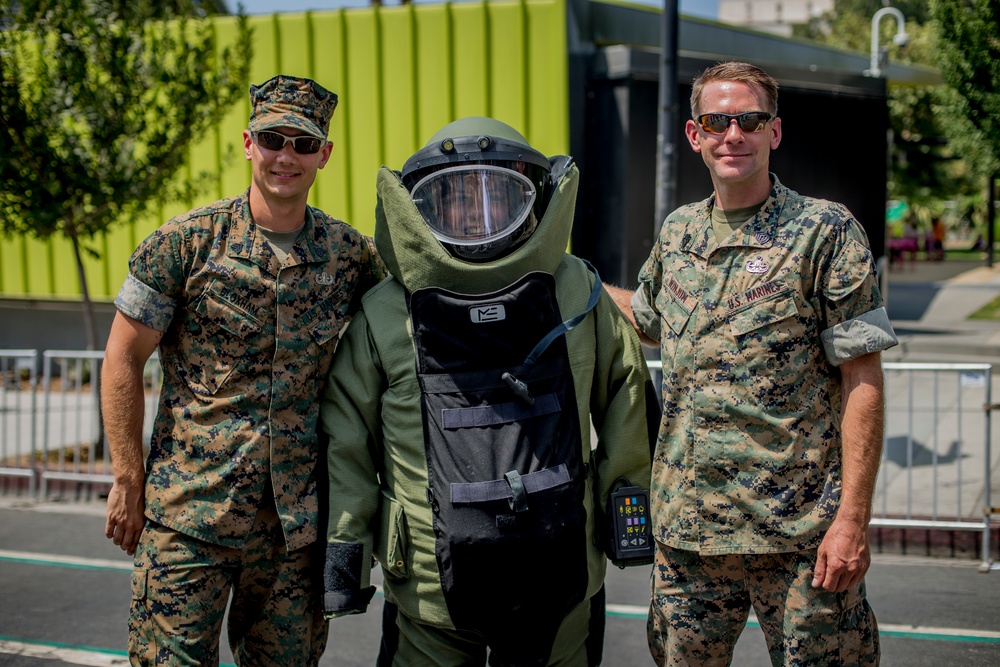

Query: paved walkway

[883,259,1000,364]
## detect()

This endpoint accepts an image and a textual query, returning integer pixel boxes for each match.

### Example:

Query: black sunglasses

[695,111,774,134]
[253,130,326,154]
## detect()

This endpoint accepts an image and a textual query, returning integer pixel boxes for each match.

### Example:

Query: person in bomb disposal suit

[102,75,385,665]
[606,61,898,666]
[319,116,656,666]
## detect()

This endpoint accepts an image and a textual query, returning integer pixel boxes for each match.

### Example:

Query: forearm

[102,312,161,553]
[102,313,161,486]
[811,352,884,590]
[837,353,885,526]
[102,355,148,485]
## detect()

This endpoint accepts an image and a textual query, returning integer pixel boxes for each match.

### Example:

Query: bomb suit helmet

[401,117,552,262]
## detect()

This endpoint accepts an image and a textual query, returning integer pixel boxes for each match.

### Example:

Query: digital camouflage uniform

[114,73,386,667]
[632,176,896,666]
[117,192,384,665]
[320,163,655,666]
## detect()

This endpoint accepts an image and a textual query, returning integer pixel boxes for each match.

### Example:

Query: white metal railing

[878,362,994,572]
[0,349,39,497]
[1,351,994,570]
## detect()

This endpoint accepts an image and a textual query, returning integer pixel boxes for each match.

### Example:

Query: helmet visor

[410,165,536,246]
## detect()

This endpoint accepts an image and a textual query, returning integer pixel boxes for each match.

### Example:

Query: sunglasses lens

[257,131,286,150]
[698,112,771,134]
[738,113,771,132]
[701,114,730,133]
[294,137,323,154]
[255,131,324,154]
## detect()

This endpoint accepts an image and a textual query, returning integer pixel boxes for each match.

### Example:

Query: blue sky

[226,0,719,20]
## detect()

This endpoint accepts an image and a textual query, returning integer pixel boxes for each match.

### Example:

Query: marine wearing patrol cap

[248,75,338,139]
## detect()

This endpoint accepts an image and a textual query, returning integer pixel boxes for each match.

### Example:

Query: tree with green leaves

[930,0,1000,162]
[930,0,1000,227]
[0,1,252,350]
[794,0,985,235]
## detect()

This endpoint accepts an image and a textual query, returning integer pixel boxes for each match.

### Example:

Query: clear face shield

[410,164,538,261]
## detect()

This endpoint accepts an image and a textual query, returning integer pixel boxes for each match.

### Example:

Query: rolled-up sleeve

[819,219,898,365]
[114,274,177,333]
[820,306,897,366]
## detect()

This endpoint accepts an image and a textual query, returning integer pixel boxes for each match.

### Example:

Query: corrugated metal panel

[2,0,570,301]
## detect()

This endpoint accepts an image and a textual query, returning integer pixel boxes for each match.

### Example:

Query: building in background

[1,0,936,352]
[718,0,834,36]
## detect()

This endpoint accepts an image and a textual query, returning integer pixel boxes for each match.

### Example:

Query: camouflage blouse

[633,176,896,555]
[115,190,384,551]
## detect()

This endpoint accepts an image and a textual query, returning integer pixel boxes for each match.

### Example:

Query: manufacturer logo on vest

[746,256,769,274]
[470,304,506,323]
[315,272,336,285]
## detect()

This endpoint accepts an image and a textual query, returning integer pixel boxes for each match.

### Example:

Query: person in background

[605,61,897,666]
[930,216,946,261]
[102,74,384,665]
[320,116,656,666]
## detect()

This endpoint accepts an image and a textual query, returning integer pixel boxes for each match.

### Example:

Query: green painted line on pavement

[605,604,1000,645]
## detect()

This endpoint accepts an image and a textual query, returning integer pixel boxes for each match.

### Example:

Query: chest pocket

[655,283,694,365]
[727,284,805,360]
[180,285,269,396]
[301,293,350,379]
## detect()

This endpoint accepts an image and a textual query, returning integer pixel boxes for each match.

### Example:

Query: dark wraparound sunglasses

[253,130,326,154]
[695,112,774,134]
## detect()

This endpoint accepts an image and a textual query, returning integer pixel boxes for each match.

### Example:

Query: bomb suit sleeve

[320,308,383,617]
[589,282,656,536]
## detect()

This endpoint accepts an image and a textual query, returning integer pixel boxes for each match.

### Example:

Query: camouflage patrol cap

[248,75,338,139]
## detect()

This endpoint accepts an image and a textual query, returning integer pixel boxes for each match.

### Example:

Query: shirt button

[696,416,707,426]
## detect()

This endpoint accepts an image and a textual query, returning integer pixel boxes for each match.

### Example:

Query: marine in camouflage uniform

[611,62,897,666]
[102,75,385,666]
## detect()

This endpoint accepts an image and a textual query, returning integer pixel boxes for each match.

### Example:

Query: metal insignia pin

[315,272,335,285]
[746,256,769,274]
[754,231,771,245]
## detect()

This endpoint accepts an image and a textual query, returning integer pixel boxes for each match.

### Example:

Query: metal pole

[980,371,993,572]
[987,173,997,269]
[654,0,679,236]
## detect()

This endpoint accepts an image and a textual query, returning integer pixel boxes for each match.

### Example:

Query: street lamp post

[864,7,909,78]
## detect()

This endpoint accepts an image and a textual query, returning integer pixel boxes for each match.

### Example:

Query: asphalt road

[1,500,998,667]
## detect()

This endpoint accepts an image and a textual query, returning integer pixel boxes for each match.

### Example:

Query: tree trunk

[987,173,997,269]
[69,228,106,460]
[69,232,99,351]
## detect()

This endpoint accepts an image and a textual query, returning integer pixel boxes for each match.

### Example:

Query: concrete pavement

[882,259,1000,364]
[875,259,1000,566]
[2,498,1000,667]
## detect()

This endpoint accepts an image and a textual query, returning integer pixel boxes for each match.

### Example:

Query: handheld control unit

[608,484,654,568]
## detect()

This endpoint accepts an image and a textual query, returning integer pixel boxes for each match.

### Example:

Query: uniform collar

[228,189,330,272]
[681,173,787,258]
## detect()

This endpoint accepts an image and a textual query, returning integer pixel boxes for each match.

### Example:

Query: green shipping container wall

[0,0,570,301]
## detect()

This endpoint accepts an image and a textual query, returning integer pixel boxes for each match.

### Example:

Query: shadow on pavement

[883,436,968,468]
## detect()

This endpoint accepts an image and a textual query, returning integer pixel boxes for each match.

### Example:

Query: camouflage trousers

[647,543,879,667]
[128,499,328,666]
[377,587,606,667]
